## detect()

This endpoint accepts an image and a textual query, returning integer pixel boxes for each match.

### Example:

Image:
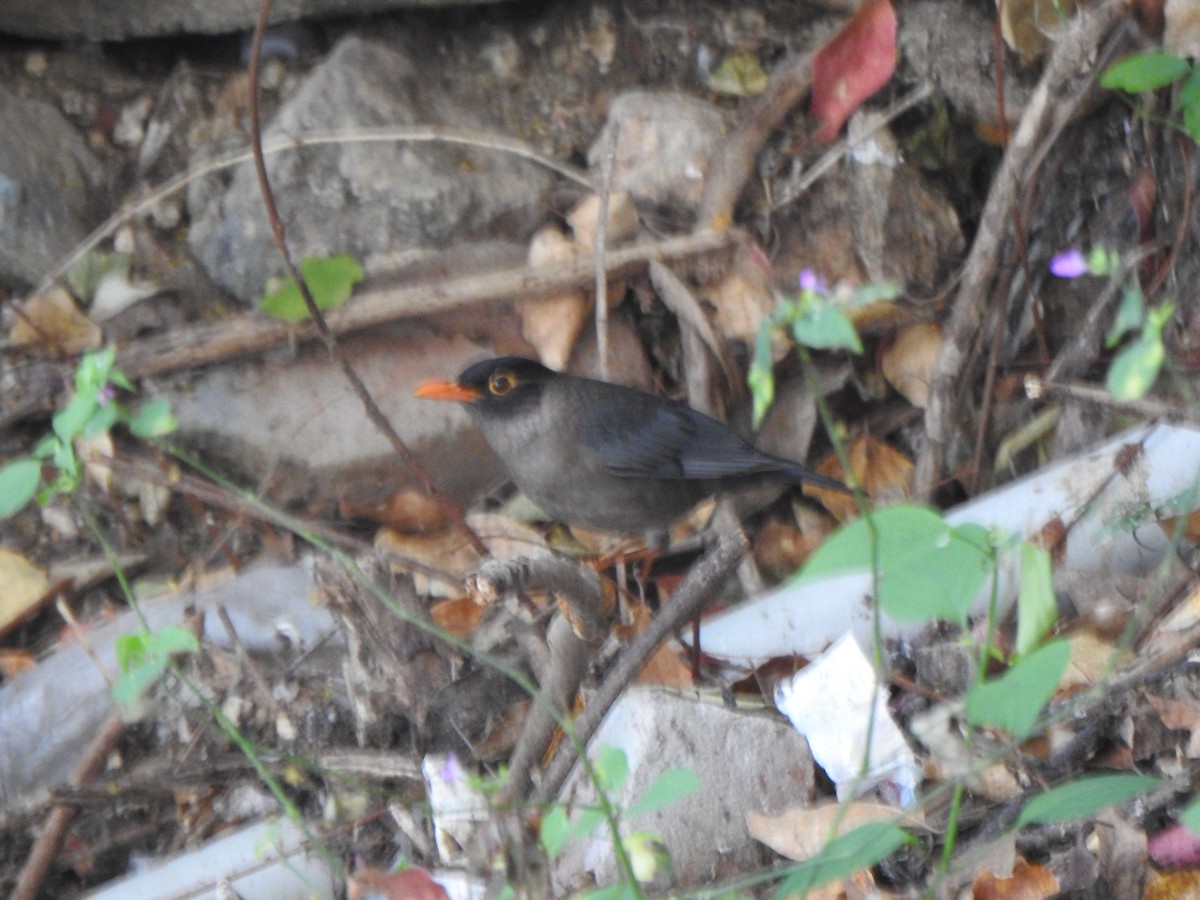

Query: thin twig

[529,530,747,805]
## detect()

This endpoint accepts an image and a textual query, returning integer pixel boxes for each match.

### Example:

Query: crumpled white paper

[775,632,920,806]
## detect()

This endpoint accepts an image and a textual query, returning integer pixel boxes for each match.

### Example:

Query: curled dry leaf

[566,190,639,248]
[998,0,1080,62]
[809,433,913,521]
[517,226,591,371]
[340,485,451,534]
[747,800,923,862]
[10,286,102,355]
[1061,631,1131,690]
[811,0,898,142]
[706,241,775,343]
[0,548,51,637]
[880,321,942,408]
[971,857,1060,900]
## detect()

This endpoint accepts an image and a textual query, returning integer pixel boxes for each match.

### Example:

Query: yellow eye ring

[489,372,516,396]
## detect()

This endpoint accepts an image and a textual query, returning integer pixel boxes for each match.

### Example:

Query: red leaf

[810,0,898,142]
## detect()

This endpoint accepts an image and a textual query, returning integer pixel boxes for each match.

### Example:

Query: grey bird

[415,356,849,534]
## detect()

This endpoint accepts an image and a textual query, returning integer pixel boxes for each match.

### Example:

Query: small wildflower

[438,753,464,783]
[1050,248,1088,279]
[98,384,117,406]
[798,268,827,294]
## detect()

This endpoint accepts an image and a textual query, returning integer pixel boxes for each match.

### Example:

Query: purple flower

[1050,248,1088,279]
[98,384,117,407]
[438,753,464,783]
[798,269,828,294]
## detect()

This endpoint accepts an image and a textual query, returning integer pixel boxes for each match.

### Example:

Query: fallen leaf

[1148,823,1200,868]
[810,433,912,520]
[971,856,1059,899]
[340,485,451,534]
[347,864,450,900]
[518,227,591,370]
[811,0,898,142]
[747,800,922,862]
[1146,693,1200,757]
[880,322,942,408]
[567,190,639,249]
[429,595,486,639]
[10,287,102,354]
[1061,631,1131,689]
[1144,868,1200,898]
[0,548,51,637]
[706,242,775,342]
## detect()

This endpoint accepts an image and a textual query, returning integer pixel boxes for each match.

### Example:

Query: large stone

[553,688,814,891]
[0,0,502,41]
[187,35,555,304]
[0,89,108,288]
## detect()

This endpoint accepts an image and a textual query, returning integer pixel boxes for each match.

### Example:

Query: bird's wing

[583,399,769,480]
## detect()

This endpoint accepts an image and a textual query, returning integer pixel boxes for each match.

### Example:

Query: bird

[415,356,850,535]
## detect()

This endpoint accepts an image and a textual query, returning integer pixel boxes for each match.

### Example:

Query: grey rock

[0,89,108,288]
[0,0,502,41]
[158,328,508,509]
[188,35,555,303]
[553,688,814,891]
[589,91,727,216]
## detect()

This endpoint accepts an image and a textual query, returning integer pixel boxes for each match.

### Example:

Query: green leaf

[128,397,178,438]
[797,505,992,625]
[1107,329,1165,401]
[749,324,776,429]
[791,306,864,353]
[111,627,199,706]
[1181,797,1200,835]
[81,402,120,439]
[151,625,200,656]
[774,822,911,898]
[625,768,700,819]
[0,458,42,518]
[1105,287,1145,348]
[52,391,98,442]
[539,806,571,859]
[1101,52,1190,92]
[1015,543,1056,656]
[594,744,630,794]
[1016,774,1160,829]
[260,255,364,322]
[966,639,1070,739]
[707,48,769,96]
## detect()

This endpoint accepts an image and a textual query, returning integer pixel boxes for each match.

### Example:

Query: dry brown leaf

[0,548,51,637]
[1144,869,1200,899]
[810,433,913,521]
[340,485,451,534]
[997,0,1079,62]
[1165,0,1200,55]
[1060,631,1131,689]
[518,226,591,370]
[619,603,694,687]
[567,190,639,248]
[880,322,942,408]
[747,800,922,862]
[706,242,775,342]
[971,857,1060,899]
[1146,693,1200,757]
[9,286,102,354]
[753,513,833,581]
[429,595,486,639]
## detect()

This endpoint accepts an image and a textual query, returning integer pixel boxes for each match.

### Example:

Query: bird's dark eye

[488,371,517,396]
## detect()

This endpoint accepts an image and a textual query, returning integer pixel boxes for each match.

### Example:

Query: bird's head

[414,357,554,419]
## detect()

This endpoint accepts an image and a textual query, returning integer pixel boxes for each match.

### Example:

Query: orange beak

[413,379,483,403]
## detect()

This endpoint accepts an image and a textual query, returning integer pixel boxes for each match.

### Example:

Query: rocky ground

[1,0,1199,897]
